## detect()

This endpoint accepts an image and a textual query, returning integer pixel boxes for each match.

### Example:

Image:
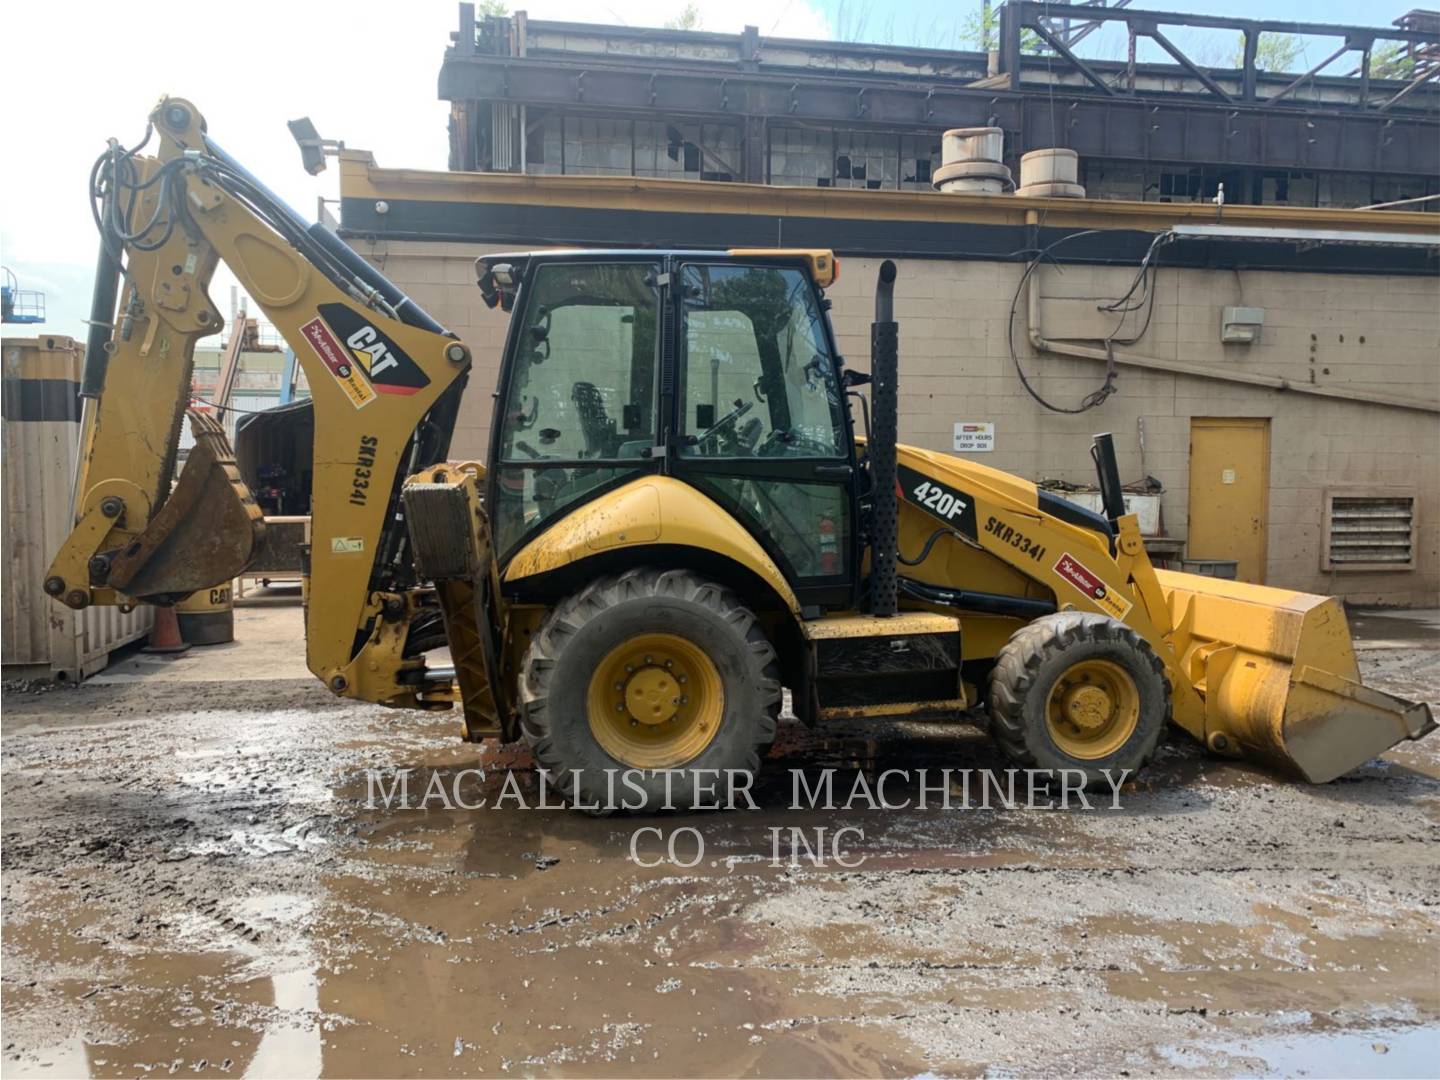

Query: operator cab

[477,249,859,612]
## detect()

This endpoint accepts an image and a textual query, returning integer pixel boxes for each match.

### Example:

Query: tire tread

[987,612,1170,778]
[520,569,780,810]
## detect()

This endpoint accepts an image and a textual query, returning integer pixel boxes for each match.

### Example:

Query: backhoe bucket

[105,410,266,601]
[1157,570,1436,783]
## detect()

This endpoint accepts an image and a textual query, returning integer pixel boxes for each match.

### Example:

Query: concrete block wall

[357,241,515,462]
[356,239,1440,605]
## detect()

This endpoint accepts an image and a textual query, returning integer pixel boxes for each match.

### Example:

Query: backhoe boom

[47,97,473,708]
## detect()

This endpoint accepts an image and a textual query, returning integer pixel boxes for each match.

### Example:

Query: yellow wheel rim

[1044,659,1140,761]
[587,632,724,769]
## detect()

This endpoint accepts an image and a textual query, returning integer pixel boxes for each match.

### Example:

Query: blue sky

[802,0,1403,59]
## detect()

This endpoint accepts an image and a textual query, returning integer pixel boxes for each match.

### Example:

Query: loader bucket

[1157,570,1436,783]
[104,410,266,601]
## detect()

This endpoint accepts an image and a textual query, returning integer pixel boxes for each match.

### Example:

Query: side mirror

[842,369,871,388]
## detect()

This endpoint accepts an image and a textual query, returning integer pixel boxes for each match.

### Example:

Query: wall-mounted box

[1220,306,1265,344]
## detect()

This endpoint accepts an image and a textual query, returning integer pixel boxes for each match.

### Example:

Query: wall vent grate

[1323,493,1417,572]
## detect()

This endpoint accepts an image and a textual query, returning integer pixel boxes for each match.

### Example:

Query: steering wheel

[757,427,837,458]
[693,398,754,450]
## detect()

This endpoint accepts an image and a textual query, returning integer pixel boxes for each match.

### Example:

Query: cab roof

[476,248,837,288]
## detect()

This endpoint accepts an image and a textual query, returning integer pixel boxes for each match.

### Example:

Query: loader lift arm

[46,97,479,711]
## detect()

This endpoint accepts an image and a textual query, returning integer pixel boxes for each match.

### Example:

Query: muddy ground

[2,608,1438,1078]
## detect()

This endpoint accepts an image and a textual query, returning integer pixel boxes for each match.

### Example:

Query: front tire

[988,612,1168,787]
[520,568,781,811]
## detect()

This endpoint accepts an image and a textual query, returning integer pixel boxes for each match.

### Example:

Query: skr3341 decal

[985,515,1047,563]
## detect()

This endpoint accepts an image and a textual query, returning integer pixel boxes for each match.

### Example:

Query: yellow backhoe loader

[47,98,1434,809]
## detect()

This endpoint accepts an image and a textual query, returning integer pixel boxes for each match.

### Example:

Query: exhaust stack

[869,260,899,618]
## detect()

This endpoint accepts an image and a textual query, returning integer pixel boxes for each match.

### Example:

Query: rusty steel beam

[1006,1,1439,46]
[437,53,1440,178]
[1141,23,1234,103]
[1026,18,1119,96]
[1048,0,1134,49]
[1269,40,1357,104]
[1378,65,1440,111]
[999,1,1438,112]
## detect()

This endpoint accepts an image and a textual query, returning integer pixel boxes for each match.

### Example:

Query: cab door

[488,258,663,560]
[667,260,857,611]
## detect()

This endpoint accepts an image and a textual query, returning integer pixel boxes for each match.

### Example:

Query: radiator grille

[1325,495,1416,571]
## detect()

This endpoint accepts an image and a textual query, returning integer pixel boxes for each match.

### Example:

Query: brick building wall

[350,238,1439,605]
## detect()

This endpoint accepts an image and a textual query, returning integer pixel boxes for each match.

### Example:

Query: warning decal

[1053,551,1132,620]
[300,316,376,410]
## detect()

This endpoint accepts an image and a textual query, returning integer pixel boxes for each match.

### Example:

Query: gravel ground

[2,613,1437,1078]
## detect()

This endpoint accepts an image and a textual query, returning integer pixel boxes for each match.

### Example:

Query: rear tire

[988,612,1168,787]
[520,568,781,812]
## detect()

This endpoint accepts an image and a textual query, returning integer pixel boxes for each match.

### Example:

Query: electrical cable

[1094,230,1171,346]
[1098,230,1172,314]
[1005,228,1118,414]
[87,123,399,325]
[189,396,288,415]
[898,527,962,566]
[1005,226,1177,413]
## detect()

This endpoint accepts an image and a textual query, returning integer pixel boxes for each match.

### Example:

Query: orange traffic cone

[143,605,191,654]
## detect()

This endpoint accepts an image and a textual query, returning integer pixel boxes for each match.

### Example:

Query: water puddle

[1160,1023,1440,1076]
[1350,611,1440,649]
[243,969,322,1080]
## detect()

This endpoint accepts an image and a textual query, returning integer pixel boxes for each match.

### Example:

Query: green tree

[1370,41,1417,80]
[960,2,1046,54]
[1233,32,1301,72]
[961,3,998,50]
[665,2,702,31]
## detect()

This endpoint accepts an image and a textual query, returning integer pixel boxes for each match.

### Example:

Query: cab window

[678,264,845,460]
[492,262,659,553]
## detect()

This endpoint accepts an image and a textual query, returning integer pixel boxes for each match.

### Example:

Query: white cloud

[1,0,832,338]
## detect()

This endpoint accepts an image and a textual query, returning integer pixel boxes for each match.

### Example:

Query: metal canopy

[439,3,1440,184]
[1170,223,1440,247]
[437,55,1438,178]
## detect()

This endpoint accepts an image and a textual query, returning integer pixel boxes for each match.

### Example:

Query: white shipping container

[2,335,152,680]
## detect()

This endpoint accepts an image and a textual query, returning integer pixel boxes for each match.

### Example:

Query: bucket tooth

[105,409,265,600]
[1158,569,1436,782]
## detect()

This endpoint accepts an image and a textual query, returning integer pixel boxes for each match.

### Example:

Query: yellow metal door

[1188,418,1270,583]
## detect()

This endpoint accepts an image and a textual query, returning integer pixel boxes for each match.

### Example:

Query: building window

[770,126,834,187]
[769,127,940,191]
[900,134,940,190]
[562,116,633,176]
[522,114,738,180]
[835,130,896,189]
[1157,168,1206,202]
[634,122,738,181]
[1323,492,1417,571]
